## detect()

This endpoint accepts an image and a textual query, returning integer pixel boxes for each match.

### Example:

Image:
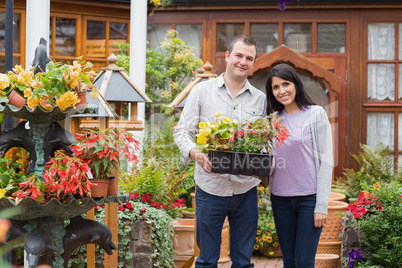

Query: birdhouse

[73,53,152,131]
[168,61,217,115]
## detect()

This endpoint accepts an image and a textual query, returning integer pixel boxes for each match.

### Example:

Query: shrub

[346,181,402,267]
[335,144,400,200]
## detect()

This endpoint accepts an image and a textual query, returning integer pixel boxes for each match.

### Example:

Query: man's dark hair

[227,35,258,59]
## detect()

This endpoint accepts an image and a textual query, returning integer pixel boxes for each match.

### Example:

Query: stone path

[218,255,283,268]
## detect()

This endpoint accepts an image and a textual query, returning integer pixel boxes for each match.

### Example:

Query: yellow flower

[55,91,79,110]
[196,133,207,145]
[27,96,39,109]
[200,128,211,135]
[273,242,279,247]
[372,182,381,190]
[269,251,274,255]
[259,186,265,192]
[0,73,10,92]
[259,199,263,205]
[12,65,24,74]
[267,237,272,243]
[69,71,80,88]
[23,88,33,98]
[222,116,232,124]
[256,229,261,235]
[199,122,207,129]
[0,189,6,199]
[17,69,34,87]
[263,235,268,241]
[254,245,259,250]
[213,112,221,117]
[70,60,82,73]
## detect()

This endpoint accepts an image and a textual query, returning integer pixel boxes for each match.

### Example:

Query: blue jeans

[195,185,258,268]
[271,194,322,268]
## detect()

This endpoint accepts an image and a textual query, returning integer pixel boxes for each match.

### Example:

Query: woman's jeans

[271,194,323,268]
[195,185,258,268]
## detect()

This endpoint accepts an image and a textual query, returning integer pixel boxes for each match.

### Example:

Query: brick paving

[218,255,283,268]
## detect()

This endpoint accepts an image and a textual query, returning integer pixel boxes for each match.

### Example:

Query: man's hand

[314,212,327,228]
[190,148,212,173]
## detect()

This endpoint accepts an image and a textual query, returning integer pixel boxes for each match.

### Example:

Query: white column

[25,0,50,69]
[130,0,147,139]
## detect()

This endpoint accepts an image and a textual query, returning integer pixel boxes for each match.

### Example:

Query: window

[147,24,202,58]
[318,24,345,53]
[217,23,244,52]
[366,22,402,168]
[0,12,21,72]
[284,24,311,53]
[49,16,77,62]
[250,24,278,54]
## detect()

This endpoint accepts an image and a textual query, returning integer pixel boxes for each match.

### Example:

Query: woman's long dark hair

[265,63,315,114]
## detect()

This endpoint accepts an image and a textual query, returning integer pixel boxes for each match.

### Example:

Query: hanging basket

[208,150,273,177]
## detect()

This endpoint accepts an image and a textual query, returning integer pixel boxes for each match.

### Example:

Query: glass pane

[367,63,395,100]
[400,23,402,60]
[217,23,244,52]
[284,24,311,53]
[368,23,395,60]
[55,18,76,57]
[0,13,20,53]
[400,64,402,100]
[0,56,20,73]
[367,113,394,148]
[399,113,402,150]
[86,21,106,58]
[147,25,171,53]
[318,24,345,53]
[176,24,202,59]
[250,24,278,54]
[398,154,402,170]
[109,22,128,55]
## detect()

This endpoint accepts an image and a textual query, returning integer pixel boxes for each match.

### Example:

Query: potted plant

[254,185,281,257]
[196,113,289,177]
[0,59,97,111]
[71,128,140,197]
[8,150,94,204]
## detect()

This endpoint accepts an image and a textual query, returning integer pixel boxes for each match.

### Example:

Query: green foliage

[254,185,280,256]
[335,144,401,199]
[114,29,203,114]
[0,158,29,197]
[356,181,402,267]
[119,116,195,217]
[69,202,175,268]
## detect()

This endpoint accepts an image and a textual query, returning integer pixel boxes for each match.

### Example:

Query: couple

[173,35,333,268]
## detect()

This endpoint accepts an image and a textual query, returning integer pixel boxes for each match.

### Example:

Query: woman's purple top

[272,106,318,196]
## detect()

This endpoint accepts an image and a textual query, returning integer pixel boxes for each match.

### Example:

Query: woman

[265,63,333,268]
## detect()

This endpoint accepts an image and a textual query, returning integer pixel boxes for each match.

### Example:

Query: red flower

[129,192,139,199]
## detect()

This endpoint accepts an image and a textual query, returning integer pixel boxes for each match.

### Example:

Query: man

[173,35,267,268]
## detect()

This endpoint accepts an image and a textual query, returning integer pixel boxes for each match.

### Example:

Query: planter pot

[7,90,26,108]
[315,253,340,268]
[107,177,117,196]
[90,178,109,198]
[259,245,282,258]
[317,241,341,267]
[319,201,349,242]
[330,191,346,202]
[76,91,87,109]
[208,150,273,177]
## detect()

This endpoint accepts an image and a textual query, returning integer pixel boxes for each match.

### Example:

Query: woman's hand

[190,148,212,173]
[314,213,327,228]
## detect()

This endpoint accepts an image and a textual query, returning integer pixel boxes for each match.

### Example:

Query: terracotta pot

[315,253,340,268]
[107,177,117,196]
[90,178,109,198]
[76,91,87,109]
[317,241,341,267]
[190,192,195,208]
[320,201,349,242]
[259,245,282,258]
[330,191,346,202]
[7,90,26,108]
